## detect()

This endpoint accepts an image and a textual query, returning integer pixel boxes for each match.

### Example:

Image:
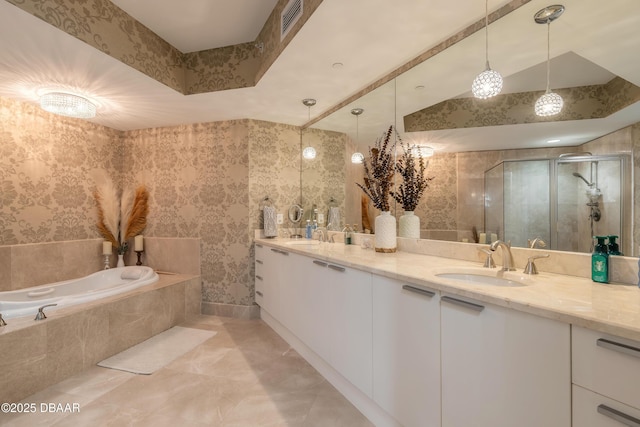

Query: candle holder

[103,254,111,270]
[135,250,144,266]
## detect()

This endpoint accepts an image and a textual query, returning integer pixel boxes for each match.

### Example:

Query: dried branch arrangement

[356,126,395,212]
[95,178,149,254]
[391,136,433,211]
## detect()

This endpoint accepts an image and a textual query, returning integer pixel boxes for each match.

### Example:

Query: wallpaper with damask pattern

[1,96,347,305]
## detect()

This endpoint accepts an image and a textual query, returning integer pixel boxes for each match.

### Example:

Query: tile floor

[1,315,373,426]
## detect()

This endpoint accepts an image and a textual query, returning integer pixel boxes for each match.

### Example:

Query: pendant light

[302,98,316,160]
[350,108,364,164]
[534,5,565,117]
[471,0,503,99]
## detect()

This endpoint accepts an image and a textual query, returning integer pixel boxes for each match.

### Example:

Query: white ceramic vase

[375,211,397,253]
[399,211,420,239]
[117,254,125,267]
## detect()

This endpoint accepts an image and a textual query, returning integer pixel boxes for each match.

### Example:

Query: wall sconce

[302,98,316,160]
[39,92,96,119]
[410,145,435,158]
[534,5,565,117]
[350,108,364,164]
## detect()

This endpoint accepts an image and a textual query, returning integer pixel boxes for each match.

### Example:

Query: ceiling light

[472,0,503,99]
[39,92,96,119]
[350,108,364,164]
[302,98,316,160]
[410,145,434,158]
[534,5,565,117]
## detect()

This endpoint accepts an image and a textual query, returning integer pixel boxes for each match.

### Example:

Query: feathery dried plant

[94,178,119,248]
[391,136,434,211]
[356,126,395,212]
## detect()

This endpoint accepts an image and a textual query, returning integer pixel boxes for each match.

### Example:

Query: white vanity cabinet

[254,243,266,306]
[572,326,640,426]
[257,245,291,318]
[372,276,441,427]
[440,294,571,427]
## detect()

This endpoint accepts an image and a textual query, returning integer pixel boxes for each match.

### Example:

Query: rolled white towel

[121,268,144,280]
[263,206,278,237]
[328,207,341,231]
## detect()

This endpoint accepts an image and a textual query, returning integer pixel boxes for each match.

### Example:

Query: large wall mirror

[308,0,640,255]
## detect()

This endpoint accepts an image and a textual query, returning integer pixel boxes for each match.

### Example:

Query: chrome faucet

[0,313,6,327]
[528,237,547,249]
[312,229,326,242]
[490,240,516,271]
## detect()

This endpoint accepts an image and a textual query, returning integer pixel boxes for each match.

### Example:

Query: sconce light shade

[535,90,563,116]
[472,65,503,99]
[351,152,365,164]
[302,146,316,160]
[40,92,96,118]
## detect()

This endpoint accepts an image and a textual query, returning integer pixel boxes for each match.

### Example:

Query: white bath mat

[97,326,216,375]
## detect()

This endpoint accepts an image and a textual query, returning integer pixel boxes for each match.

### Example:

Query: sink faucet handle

[0,313,6,326]
[524,254,550,275]
[34,303,58,321]
[480,248,496,268]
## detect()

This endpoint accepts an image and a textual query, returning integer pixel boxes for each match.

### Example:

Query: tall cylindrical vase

[117,254,125,268]
[375,211,397,253]
[399,211,420,239]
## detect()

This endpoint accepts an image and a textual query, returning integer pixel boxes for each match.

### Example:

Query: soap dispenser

[607,235,622,256]
[305,220,312,239]
[591,236,609,284]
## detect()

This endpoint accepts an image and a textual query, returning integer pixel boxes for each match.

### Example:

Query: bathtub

[0,266,159,320]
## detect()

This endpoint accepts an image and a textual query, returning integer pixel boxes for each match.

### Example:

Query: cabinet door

[261,247,290,318]
[441,294,570,427]
[325,262,372,396]
[573,384,640,427]
[372,276,440,427]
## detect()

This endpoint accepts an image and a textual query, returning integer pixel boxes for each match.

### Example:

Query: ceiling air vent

[281,0,303,41]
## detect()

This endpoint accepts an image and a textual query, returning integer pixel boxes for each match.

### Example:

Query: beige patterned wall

[0,96,121,245]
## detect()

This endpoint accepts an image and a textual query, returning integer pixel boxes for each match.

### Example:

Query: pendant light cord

[484,0,489,66]
[545,22,551,93]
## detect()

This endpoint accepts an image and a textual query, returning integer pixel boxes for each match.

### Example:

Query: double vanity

[254,237,640,427]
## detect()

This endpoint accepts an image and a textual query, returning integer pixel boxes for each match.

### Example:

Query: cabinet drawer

[573,384,640,427]
[573,326,640,409]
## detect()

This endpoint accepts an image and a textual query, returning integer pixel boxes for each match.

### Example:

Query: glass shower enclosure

[484,154,631,254]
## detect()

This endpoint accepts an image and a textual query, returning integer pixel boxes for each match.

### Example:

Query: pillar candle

[134,235,144,251]
[102,241,112,255]
[479,233,486,244]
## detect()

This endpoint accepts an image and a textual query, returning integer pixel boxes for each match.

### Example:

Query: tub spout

[34,304,57,321]
[0,313,6,326]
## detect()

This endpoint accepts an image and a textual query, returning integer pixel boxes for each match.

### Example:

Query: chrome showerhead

[572,172,593,186]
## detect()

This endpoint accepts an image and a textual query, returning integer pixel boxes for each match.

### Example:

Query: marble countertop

[256,238,640,342]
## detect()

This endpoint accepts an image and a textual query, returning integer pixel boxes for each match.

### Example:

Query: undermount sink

[282,239,321,246]
[435,269,529,287]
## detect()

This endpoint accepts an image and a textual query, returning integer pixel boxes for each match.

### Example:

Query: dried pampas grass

[94,178,119,247]
[94,180,149,252]
[124,186,149,240]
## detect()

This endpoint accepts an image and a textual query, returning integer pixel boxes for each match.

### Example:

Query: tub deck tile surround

[0,274,201,404]
[0,315,372,427]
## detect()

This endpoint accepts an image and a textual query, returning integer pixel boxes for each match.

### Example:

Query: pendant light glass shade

[351,152,364,164]
[472,0,503,99]
[350,107,364,164]
[472,64,503,99]
[303,146,317,159]
[40,92,96,118]
[410,145,435,158]
[535,90,563,116]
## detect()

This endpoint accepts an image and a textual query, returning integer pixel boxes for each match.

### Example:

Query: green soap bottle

[607,235,622,256]
[592,236,609,284]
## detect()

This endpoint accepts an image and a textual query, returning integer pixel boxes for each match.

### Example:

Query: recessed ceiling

[109,0,279,53]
